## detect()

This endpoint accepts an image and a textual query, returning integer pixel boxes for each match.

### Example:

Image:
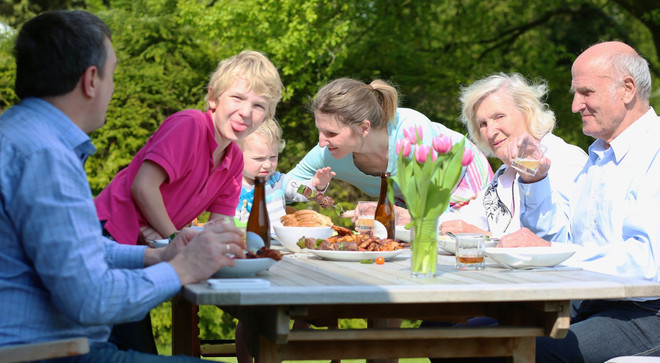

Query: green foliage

[1,0,660,347]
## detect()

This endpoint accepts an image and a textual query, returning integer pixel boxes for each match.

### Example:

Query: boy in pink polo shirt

[94,50,283,354]
[95,50,283,245]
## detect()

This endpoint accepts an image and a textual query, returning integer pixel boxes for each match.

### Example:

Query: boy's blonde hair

[237,118,286,153]
[205,50,283,120]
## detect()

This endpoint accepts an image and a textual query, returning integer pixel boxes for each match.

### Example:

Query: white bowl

[394,225,411,242]
[485,244,578,269]
[273,225,333,252]
[212,258,276,278]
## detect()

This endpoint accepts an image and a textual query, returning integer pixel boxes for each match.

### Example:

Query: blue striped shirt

[0,98,181,346]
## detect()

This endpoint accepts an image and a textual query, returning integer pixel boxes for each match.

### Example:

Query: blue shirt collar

[587,107,657,164]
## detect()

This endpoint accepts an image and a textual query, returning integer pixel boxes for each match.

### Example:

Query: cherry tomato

[375,256,385,265]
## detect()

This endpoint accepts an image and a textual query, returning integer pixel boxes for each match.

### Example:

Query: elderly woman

[439,73,587,239]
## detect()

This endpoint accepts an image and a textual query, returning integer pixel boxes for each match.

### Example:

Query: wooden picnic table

[172,249,660,362]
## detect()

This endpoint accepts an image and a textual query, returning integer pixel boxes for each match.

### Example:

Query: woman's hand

[312,167,336,191]
[506,134,551,184]
[439,220,490,236]
[342,203,411,226]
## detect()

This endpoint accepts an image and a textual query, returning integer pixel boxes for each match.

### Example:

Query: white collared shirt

[522,107,660,285]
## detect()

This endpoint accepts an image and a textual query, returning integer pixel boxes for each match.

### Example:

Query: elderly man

[501,42,660,361]
[0,10,249,363]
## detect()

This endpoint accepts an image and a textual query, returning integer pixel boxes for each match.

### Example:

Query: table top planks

[186,250,660,306]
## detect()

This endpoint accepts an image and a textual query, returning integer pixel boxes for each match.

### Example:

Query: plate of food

[212,258,277,278]
[485,243,578,269]
[306,249,403,262]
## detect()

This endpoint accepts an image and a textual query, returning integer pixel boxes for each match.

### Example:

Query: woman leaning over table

[438,73,587,239]
[288,77,493,224]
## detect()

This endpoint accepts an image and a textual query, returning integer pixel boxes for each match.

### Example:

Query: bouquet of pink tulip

[391,125,474,277]
[391,125,474,222]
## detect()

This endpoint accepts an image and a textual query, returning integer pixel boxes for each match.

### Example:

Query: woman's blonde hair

[311,78,399,133]
[459,73,555,156]
[237,118,285,153]
[205,50,283,120]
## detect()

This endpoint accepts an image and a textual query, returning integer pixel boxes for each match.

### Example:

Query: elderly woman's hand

[506,134,551,183]
[439,220,491,236]
[498,227,551,247]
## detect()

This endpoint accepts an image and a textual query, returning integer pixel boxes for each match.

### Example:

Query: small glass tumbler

[356,201,376,236]
[455,233,486,270]
[511,136,547,176]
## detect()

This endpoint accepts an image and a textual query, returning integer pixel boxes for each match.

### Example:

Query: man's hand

[498,227,550,247]
[440,220,490,236]
[167,221,247,285]
[312,167,336,191]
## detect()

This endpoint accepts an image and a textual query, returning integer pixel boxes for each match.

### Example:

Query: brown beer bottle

[375,172,395,239]
[247,176,271,248]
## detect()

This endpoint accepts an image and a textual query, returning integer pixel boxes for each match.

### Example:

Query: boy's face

[241,133,279,185]
[209,78,270,142]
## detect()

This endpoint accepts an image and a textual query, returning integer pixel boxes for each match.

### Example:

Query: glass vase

[410,217,439,278]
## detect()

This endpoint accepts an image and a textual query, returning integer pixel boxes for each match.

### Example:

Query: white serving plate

[395,225,411,242]
[306,249,403,262]
[485,244,578,269]
[212,258,276,278]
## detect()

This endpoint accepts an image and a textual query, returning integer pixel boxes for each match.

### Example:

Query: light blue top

[288,108,492,206]
[521,107,660,285]
[0,98,181,346]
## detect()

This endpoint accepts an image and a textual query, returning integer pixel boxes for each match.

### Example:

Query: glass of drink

[455,233,486,270]
[356,201,376,236]
[511,136,547,176]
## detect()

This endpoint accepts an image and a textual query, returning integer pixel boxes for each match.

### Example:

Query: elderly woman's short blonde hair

[205,50,283,121]
[459,73,555,157]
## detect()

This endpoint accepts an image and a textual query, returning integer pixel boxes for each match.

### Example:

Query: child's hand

[312,167,336,191]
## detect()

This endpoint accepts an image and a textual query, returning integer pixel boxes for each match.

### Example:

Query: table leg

[366,318,398,363]
[511,337,535,363]
[256,334,281,363]
[171,295,200,357]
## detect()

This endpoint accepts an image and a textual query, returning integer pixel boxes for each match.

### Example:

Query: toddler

[235,118,335,230]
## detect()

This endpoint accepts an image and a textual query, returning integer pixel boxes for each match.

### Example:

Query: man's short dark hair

[14,10,112,99]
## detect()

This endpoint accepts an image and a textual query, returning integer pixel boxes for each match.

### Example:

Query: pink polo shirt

[95,109,243,244]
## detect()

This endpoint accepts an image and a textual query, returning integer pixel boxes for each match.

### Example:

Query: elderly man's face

[570,58,628,144]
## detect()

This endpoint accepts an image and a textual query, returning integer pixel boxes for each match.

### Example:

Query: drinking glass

[356,201,376,236]
[511,136,547,176]
[455,233,486,270]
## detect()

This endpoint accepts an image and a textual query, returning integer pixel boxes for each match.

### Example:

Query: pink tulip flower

[396,139,412,157]
[432,135,452,154]
[403,126,417,144]
[415,144,431,163]
[401,140,412,157]
[415,125,424,141]
[461,148,474,166]
[431,150,438,162]
[396,139,404,154]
